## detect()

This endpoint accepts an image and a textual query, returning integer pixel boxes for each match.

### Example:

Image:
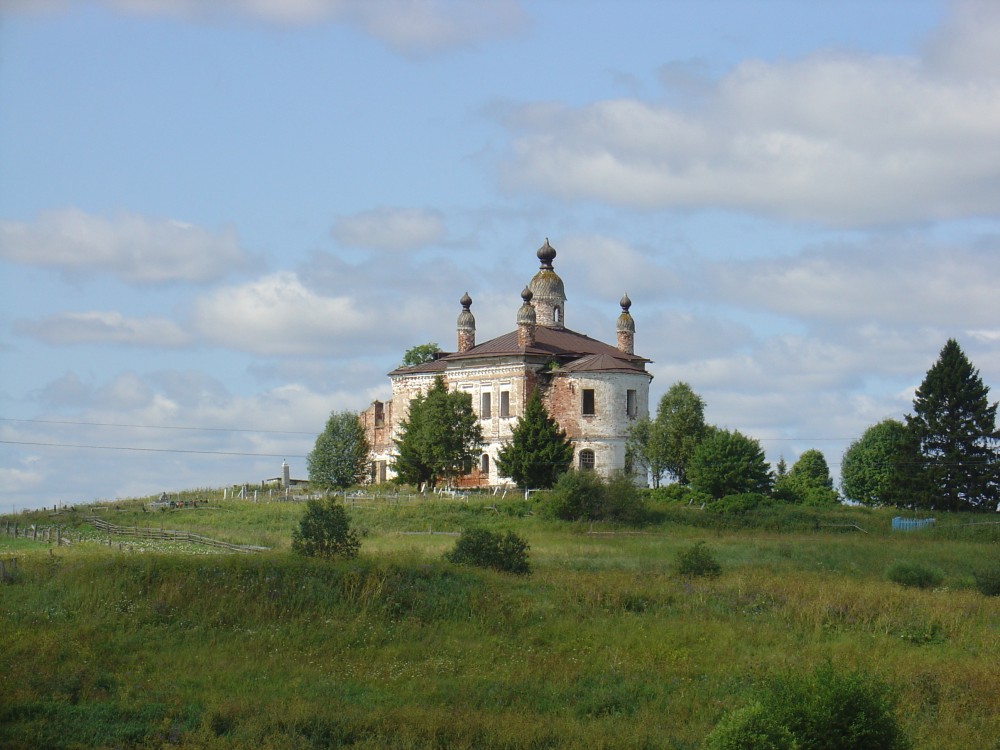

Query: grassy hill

[2,490,999,748]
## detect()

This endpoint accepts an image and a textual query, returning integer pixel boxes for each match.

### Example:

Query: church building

[360,239,653,487]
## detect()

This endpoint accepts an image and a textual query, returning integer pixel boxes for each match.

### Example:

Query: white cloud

[500,10,1000,227]
[0,208,249,284]
[707,240,1000,328]
[7,0,527,56]
[14,311,190,347]
[332,207,446,251]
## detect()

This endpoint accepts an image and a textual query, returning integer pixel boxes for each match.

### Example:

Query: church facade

[360,240,653,487]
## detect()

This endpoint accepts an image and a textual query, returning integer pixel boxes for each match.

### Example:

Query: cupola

[527,238,566,329]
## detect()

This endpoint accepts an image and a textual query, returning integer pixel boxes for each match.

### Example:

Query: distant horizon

[2,0,999,510]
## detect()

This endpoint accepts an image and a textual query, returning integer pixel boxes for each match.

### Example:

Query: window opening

[582,389,596,416]
[481,392,492,419]
[579,449,595,471]
[500,391,510,418]
[481,454,490,475]
[626,389,637,418]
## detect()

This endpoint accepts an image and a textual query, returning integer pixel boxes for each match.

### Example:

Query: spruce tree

[907,339,1000,511]
[393,375,483,489]
[496,389,574,489]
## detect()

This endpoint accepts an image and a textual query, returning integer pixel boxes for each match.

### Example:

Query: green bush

[972,566,1000,596]
[445,528,530,575]
[674,541,721,578]
[886,562,943,589]
[706,493,773,515]
[702,702,798,750]
[705,663,910,750]
[291,497,360,560]
[542,469,646,523]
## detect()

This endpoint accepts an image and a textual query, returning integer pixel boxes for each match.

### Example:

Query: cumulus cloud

[707,240,1000,328]
[0,208,250,284]
[14,311,190,347]
[7,0,527,56]
[332,207,446,251]
[500,7,1000,227]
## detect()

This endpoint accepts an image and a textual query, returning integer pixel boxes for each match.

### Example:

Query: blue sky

[2,0,998,510]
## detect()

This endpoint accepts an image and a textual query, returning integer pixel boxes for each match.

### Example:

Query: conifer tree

[496,389,574,489]
[393,375,483,489]
[907,339,1000,511]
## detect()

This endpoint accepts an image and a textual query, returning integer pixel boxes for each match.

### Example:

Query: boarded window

[481,392,492,419]
[582,389,596,416]
[579,449,596,470]
[626,389,637,418]
[500,390,510,418]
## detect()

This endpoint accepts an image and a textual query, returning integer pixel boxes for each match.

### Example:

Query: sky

[1,0,999,511]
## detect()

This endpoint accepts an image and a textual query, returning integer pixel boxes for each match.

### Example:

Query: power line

[0,417,316,436]
[0,439,307,459]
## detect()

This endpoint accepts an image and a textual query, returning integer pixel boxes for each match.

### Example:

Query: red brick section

[617,329,634,355]
[543,377,582,438]
[458,329,476,353]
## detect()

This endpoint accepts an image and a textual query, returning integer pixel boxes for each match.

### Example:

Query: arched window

[579,449,595,471]
[481,454,490,475]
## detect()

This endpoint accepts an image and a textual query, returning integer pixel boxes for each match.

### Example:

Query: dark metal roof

[442,325,649,367]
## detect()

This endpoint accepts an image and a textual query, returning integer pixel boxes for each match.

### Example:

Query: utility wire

[0,439,307,459]
[0,417,316,435]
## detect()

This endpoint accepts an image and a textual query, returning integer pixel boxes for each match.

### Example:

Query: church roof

[388,325,648,377]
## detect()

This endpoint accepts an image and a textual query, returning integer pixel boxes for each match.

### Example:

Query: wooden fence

[2,519,71,546]
[83,517,268,554]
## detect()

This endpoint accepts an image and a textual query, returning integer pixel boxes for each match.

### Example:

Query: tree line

[305,338,999,512]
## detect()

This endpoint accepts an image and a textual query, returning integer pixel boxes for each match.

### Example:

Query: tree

[907,339,1000,511]
[626,381,707,488]
[687,428,772,499]
[774,449,839,505]
[291,497,360,559]
[625,417,669,488]
[400,342,442,367]
[307,411,371,491]
[392,375,484,489]
[496,389,574,489]
[840,419,908,506]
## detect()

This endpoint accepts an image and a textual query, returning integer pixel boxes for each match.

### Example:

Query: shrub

[542,469,645,523]
[766,663,911,750]
[886,562,943,589]
[973,566,1000,596]
[705,663,910,750]
[702,702,798,750]
[674,541,721,578]
[706,493,773,515]
[445,528,530,575]
[291,497,360,560]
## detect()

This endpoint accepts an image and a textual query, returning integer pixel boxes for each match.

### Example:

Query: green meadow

[2,493,999,749]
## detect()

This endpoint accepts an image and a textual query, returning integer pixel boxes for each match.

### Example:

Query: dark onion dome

[617,291,635,333]
[537,238,557,269]
[457,292,475,329]
[516,286,536,324]
[528,238,565,300]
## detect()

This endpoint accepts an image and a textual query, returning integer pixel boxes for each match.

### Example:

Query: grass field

[2,491,999,749]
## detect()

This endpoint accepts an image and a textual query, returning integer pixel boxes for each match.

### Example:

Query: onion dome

[516,287,536,325]
[457,292,475,329]
[617,293,635,333]
[528,238,566,328]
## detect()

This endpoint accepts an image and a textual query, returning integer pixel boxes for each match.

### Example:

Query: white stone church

[360,239,652,487]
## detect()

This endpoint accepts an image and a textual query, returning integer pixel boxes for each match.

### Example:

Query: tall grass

[2,493,999,748]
